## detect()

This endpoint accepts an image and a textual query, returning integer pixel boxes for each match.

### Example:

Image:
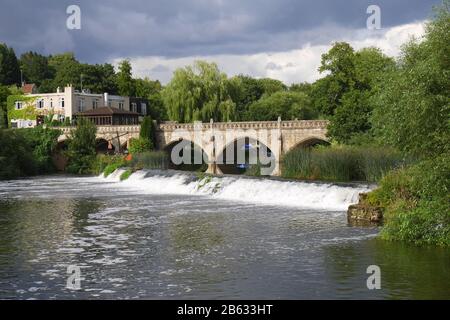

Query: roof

[22,83,36,94]
[75,107,139,116]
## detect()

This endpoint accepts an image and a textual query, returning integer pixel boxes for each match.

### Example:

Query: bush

[282,145,408,182]
[0,127,60,179]
[91,154,125,175]
[120,169,133,181]
[128,137,152,154]
[103,160,126,177]
[368,154,450,246]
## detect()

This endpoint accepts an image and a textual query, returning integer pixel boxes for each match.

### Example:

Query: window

[60,98,65,108]
[141,103,147,115]
[131,102,137,112]
[78,99,84,112]
[50,99,53,108]
[15,101,23,110]
[93,100,98,109]
[119,102,124,110]
[36,99,44,109]
[108,101,112,107]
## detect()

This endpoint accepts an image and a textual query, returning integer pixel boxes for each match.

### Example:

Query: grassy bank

[366,154,449,246]
[281,145,411,182]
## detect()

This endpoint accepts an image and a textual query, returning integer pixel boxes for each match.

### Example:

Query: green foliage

[282,145,407,182]
[128,151,168,170]
[103,161,125,177]
[91,154,125,175]
[368,154,450,246]
[120,169,133,181]
[0,127,60,179]
[18,126,61,174]
[312,43,395,143]
[0,85,11,128]
[128,137,152,154]
[162,60,236,122]
[66,118,97,174]
[117,60,135,97]
[0,43,20,86]
[247,91,317,121]
[371,5,450,158]
[6,94,38,123]
[0,129,36,179]
[139,115,155,146]
[135,78,167,120]
[19,51,54,87]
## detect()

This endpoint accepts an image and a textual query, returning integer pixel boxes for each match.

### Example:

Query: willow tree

[162,61,236,123]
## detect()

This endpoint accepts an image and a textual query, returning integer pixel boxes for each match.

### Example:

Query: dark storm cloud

[0,0,440,62]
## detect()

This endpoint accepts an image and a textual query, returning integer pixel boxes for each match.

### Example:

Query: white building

[11,85,131,128]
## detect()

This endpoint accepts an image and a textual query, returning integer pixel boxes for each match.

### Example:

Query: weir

[103,169,373,211]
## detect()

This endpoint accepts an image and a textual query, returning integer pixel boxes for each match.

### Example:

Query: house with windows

[10,85,149,128]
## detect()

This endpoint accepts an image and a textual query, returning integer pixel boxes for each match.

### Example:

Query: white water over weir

[102,169,374,211]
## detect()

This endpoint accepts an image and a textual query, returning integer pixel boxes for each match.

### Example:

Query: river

[0,171,448,299]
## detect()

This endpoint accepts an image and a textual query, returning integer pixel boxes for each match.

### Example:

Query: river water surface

[0,171,448,299]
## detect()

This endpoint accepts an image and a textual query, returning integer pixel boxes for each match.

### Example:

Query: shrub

[369,154,450,246]
[128,137,152,154]
[120,169,133,181]
[91,154,125,175]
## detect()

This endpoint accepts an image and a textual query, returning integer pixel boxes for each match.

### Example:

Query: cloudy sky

[0,0,441,84]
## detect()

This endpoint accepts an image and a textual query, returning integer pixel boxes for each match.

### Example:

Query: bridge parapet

[59,125,140,134]
[157,120,329,131]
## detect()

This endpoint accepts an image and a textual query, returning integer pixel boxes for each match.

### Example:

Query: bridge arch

[164,138,209,172]
[284,136,330,154]
[96,138,116,154]
[216,137,276,175]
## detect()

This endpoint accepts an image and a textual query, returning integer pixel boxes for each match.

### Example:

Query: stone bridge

[58,119,329,176]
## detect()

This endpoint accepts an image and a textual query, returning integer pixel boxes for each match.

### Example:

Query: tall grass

[282,146,411,182]
[128,151,169,170]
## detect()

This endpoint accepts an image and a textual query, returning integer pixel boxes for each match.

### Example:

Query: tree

[117,60,135,97]
[162,61,235,123]
[0,43,20,86]
[19,51,54,87]
[66,118,97,174]
[0,85,11,128]
[312,42,395,143]
[135,78,167,120]
[371,4,450,158]
[48,53,82,91]
[247,91,317,121]
[139,115,155,147]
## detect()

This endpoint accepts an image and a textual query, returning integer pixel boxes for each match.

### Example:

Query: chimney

[104,93,109,107]
[56,87,61,93]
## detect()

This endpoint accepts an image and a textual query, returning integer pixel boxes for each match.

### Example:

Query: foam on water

[100,170,373,211]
